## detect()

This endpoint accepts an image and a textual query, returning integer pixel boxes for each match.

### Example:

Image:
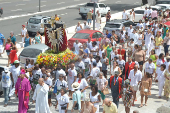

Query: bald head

[38,78,44,86]
[119,45,122,50]
[104,98,110,104]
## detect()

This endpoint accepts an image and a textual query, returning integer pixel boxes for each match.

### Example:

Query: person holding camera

[56,88,69,113]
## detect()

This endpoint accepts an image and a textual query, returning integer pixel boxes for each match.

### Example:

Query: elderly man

[103,98,118,113]
[108,71,124,108]
[15,69,31,113]
[33,78,51,113]
[10,31,16,45]
[117,45,126,61]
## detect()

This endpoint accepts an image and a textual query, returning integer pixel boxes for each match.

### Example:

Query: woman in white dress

[75,73,89,111]
[128,11,133,21]
[56,88,69,113]
[127,38,135,57]
[89,85,101,113]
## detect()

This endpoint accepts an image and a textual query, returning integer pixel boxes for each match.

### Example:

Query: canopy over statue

[44,17,67,53]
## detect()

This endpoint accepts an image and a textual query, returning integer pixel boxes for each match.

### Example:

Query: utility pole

[93,2,96,30]
[39,0,41,12]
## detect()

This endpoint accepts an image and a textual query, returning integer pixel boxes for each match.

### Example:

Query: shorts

[68,82,74,91]
[87,19,92,23]
[6,52,10,56]
[138,61,143,65]
[98,90,105,100]
[48,92,52,99]
[132,85,138,91]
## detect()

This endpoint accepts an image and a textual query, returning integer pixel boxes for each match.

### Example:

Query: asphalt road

[0,0,153,42]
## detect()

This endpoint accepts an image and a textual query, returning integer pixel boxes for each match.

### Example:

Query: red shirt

[10,50,18,64]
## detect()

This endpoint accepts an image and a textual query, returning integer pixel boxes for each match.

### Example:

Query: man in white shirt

[145,29,152,57]
[75,56,85,75]
[83,21,90,30]
[144,7,148,18]
[117,55,125,72]
[147,7,152,19]
[55,63,66,80]
[143,20,149,29]
[122,9,128,20]
[131,29,139,44]
[1,68,11,107]
[83,53,91,78]
[21,25,27,48]
[67,62,77,98]
[128,64,142,106]
[73,40,82,54]
[87,37,92,49]
[145,59,155,77]
[128,25,134,37]
[136,20,143,29]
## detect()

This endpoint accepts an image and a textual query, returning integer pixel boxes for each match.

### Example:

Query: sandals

[138,105,143,108]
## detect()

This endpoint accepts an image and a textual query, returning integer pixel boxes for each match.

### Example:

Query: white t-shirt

[55,69,66,80]
[90,67,100,79]
[128,28,134,37]
[76,78,88,92]
[87,41,92,49]
[145,33,152,45]
[75,61,85,73]
[10,65,21,85]
[90,46,98,56]
[137,34,143,45]
[44,77,52,86]
[117,59,125,71]
[32,69,42,82]
[96,77,107,91]
[1,71,11,88]
[147,9,152,17]
[55,80,68,90]
[21,28,27,38]
[128,69,142,86]
[99,49,105,58]
[90,58,96,69]
[144,9,148,16]
[68,68,77,83]
[74,42,82,53]
[83,58,91,73]
[122,12,127,19]
[145,62,155,74]
[97,61,102,69]
[131,33,139,44]
[128,42,135,51]
[137,23,143,29]
[57,93,69,109]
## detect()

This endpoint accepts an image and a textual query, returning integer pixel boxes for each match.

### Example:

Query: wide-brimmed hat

[72,82,80,90]
[4,68,9,73]
[14,60,20,64]
[125,79,130,85]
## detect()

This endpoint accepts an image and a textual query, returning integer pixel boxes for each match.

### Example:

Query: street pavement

[0,0,144,43]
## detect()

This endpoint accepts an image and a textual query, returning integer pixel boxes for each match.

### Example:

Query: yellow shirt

[103,102,118,113]
[155,37,163,46]
[55,17,60,21]
[103,45,109,50]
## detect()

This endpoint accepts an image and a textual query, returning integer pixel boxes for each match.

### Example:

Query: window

[105,23,121,28]
[29,18,41,24]
[99,4,106,8]
[92,33,98,38]
[134,10,141,14]
[123,22,129,27]
[20,49,42,58]
[156,1,170,4]
[86,3,98,8]
[72,33,90,39]
[96,32,103,38]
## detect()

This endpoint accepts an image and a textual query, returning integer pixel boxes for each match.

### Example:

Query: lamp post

[93,2,96,30]
[39,0,41,12]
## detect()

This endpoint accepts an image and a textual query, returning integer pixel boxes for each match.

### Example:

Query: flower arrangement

[36,49,77,67]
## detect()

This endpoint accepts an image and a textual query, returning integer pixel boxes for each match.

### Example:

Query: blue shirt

[10,36,16,45]
[73,90,81,110]
[106,33,112,38]
[0,33,5,45]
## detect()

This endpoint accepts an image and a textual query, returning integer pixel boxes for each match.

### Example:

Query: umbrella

[164,21,170,27]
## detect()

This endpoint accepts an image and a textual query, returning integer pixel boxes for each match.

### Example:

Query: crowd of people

[1,6,170,113]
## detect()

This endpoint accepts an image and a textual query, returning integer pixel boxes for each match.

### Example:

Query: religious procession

[1,2,170,113]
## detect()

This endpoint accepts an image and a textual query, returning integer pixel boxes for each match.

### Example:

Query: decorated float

[36,17,77,67]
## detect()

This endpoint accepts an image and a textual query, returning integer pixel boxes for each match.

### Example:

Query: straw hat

[71,82,80,90]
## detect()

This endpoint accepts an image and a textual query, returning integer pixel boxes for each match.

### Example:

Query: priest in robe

[117,45,126,62]
[15,69,31,113]
[32,78,51,113]
[122,57,135,80]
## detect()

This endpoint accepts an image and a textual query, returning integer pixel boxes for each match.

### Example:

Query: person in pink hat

[15,69,31,113]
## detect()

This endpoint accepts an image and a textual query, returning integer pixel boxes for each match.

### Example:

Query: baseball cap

[14,60,20,64]
[4,68,9,73]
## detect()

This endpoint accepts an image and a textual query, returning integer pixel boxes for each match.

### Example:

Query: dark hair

[92,41,97,45]
[152,49,155,54]
[113,61,118,66]
[77,72,84,78]
[61,88,67,94]
[112,30,115,33]
[159,53,164,59]
[146,72,151,78]
[96,56,100,60]
[134,44,139,48]
[109,42,113,46]
[37,31,40,34]
[91,85,98,94]
[161,64,166,70]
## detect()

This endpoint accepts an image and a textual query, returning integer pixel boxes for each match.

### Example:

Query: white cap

[4,68,9,73]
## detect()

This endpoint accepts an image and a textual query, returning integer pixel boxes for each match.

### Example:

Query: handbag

[144,89,148,93]
[102,88,109,95]
[74,92,79,110]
